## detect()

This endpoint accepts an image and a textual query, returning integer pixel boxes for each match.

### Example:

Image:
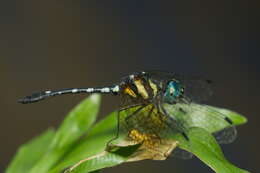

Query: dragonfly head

[163,80,184,104]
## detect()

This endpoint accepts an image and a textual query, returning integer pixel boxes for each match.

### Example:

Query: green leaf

[5,129,55,173]
[51,94,101,148]
[49,112,118,173]
[68,151,125,173]
[53,104,249,173]
[174,127,249,173]
[60,126,250,173]
[28,94,101,173]
[68,145,140,173]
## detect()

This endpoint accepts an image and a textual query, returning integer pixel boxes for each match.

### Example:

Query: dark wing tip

[182,132,189,141]
[225,117,233,125]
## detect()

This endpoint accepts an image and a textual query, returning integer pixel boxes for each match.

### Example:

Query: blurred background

[0,0,258,172]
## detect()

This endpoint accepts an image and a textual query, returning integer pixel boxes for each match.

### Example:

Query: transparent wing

[170,129,237,160]
[163,103,237,144]
[198,105,237,144]
[180,78,213,103]
[213,127,237,144]
[120,104,179,137]
[147,71,213,103]
[169,129,237,160]
[171,147,194,160]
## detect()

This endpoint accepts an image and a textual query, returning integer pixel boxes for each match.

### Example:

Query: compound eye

[163,80,182,104]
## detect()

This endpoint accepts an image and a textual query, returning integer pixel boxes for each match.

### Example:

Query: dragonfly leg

[106,104,145,150]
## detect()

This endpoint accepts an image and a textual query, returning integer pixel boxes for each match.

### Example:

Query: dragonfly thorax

[120,73,160,102]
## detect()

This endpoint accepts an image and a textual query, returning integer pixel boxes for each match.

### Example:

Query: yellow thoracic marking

[134,79,149,99]
[149,80,158,96]
[124,87,137,97]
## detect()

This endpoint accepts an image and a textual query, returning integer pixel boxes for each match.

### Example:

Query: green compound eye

[163,81,183,104]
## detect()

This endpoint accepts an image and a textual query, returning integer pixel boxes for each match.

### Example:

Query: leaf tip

[241,115,248,124]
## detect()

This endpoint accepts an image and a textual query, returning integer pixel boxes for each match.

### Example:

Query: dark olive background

[1,1,259,172]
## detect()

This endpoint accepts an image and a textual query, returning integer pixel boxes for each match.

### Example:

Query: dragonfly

[18,71,237,159]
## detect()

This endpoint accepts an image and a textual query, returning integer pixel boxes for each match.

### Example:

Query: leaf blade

[28,94,101,173]
[49,112,118,173]
[175,127,249,173]
[5,129,55,173]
